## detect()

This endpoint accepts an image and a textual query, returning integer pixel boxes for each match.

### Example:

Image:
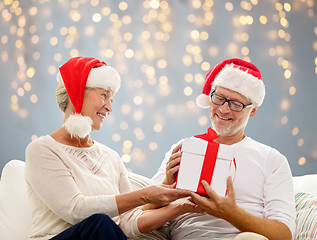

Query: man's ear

[250,106,258,118]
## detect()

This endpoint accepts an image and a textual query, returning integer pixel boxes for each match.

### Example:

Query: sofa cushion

[0,160,32,240]
[295,192,317,240]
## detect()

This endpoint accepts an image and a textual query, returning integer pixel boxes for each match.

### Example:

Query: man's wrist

[223,204,244,223]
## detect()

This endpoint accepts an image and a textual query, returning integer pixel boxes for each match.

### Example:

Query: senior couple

[25,57,295,240]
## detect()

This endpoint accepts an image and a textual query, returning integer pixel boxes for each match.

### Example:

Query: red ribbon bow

[194,127,218,142]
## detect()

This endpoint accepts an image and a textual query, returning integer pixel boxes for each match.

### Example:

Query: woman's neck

[50,127,94,148]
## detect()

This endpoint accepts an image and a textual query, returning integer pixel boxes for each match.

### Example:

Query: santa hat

[196,58,265,108]
[56,56,121,138]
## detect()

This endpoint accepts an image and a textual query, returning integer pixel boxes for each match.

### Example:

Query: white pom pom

[62,114,92,139]
[196,94,211,108]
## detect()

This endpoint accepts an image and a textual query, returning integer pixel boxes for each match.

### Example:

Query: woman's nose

[104,101,112,112]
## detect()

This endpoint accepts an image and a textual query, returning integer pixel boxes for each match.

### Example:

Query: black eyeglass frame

[210,91,253,112]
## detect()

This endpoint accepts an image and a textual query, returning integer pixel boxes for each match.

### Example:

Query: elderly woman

[25,57,201,240]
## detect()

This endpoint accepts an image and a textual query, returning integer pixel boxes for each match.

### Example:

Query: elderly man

[151,58,295,240]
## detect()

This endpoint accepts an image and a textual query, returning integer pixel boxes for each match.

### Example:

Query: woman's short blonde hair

[56,80,69,112]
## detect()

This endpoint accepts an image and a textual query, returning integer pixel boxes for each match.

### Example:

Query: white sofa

[0,160,316,240]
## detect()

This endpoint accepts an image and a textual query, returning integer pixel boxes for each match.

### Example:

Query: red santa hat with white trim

[196,58,265,108]
[56,56,120,138]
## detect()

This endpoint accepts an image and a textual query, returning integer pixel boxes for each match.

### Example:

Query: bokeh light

[1,0,316,178]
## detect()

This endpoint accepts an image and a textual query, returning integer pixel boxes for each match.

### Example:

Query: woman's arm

[115,184,191,214]
[137,198,203,233]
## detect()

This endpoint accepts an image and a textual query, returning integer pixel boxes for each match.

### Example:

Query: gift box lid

[216,144,235,162]
[181,138,208,156]
[182,138,234,161]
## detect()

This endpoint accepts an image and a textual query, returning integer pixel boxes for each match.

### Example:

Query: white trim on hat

[57,65,121,93]
[212,64,265,106]
[56,71,63,84]
[86,66,121,93]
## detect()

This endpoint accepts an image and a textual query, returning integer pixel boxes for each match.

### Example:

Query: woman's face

[80,88,114,131]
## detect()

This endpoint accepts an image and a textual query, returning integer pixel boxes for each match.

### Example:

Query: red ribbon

[194,128,219,196]
[225,157,237,195]
[196,141,219,195]
[194,127,218,142]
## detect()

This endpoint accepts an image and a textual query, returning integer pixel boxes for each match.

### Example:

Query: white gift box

[176,137,235,197]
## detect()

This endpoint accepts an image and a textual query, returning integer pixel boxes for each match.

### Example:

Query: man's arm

[191,178,292,240]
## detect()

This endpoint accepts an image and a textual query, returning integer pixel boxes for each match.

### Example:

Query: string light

[1,0,316,175]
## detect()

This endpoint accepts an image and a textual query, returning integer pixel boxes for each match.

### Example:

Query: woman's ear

[250,106,258,118]
[63,101,76,120]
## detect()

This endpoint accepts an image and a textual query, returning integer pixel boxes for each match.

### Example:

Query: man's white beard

[211,115,250,137]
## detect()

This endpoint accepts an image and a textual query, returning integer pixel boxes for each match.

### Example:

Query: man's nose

[219,101,231,112]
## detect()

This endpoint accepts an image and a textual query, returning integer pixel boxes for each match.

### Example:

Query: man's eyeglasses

[210,92,253,112]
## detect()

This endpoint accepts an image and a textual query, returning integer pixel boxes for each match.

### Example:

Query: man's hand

[163,142,182,185]
[190,176,292,240]
[190,176,237,221]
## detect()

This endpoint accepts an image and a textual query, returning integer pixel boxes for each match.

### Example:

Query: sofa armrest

[128,172,150,190]
[293,174,317,196]
[0,160,32,240]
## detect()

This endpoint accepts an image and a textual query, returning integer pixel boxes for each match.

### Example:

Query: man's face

[209,86,257,137]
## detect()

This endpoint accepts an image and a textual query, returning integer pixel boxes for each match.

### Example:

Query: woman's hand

[163,142,182,185]
[174,197,205,215]
[143,184,191,207]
